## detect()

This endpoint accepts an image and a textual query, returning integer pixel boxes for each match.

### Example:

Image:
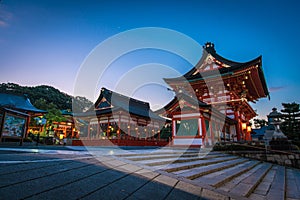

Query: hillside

[0,82,93,112]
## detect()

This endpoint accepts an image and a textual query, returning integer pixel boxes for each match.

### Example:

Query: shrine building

[157,42,269,146]
[73,87,169,146]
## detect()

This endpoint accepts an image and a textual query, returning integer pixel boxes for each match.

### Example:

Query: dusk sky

[1,0,300,119]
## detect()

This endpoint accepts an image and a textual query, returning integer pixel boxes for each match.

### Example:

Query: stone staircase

[113,149,300,199]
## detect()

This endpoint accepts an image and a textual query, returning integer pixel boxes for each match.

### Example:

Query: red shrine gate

[159,42,269,146]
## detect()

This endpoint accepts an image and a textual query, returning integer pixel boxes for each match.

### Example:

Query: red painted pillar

[234,111,241,141]
[201,117,206,147]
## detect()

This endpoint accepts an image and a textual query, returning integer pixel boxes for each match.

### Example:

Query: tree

[253,118,267,129]
[72,96,93,112]
[0,82,93,112]
[281,102,300,141]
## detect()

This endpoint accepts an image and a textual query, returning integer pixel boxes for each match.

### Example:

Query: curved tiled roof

[0,93,46,113]
[164,42,269,98]
[83,88,164,121]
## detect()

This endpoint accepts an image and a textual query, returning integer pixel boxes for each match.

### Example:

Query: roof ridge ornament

[204,42,216,53]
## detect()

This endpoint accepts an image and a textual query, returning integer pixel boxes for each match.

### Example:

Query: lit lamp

[247,126,251,133]
[247,126,252,141]
[241,123,247,140]
[242,123,247,130]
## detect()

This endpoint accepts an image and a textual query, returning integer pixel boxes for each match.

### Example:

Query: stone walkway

[0,146,299,200]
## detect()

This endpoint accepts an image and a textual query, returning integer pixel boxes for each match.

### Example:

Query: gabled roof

[164,42,269,98]
[157,91,236,125]
[0,93,46,114]
[183,42,262,78]
[85,88,164,121]
[156,91,210,116]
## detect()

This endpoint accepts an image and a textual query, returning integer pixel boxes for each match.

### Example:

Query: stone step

[114,149,204,157]
[286,168,300,199]
[123,153,224,161]
[228,162,272,197]
[265,165,286,200]
[138,157,205,166]
[161,156,238,172]
[194,160,260,187]
[248,165,277,199]
[178,158,248,180]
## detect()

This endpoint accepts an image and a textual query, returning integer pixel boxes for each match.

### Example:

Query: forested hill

[0,82,93,112]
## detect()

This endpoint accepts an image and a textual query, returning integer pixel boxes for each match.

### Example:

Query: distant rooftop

[0,93,46,113]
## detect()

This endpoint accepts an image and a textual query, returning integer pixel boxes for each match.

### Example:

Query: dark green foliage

[280,102,300,141]
[254,118,267,128]
[72,96,93,112]
[0,82,93,112]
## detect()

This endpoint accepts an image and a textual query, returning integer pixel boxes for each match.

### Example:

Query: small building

[0,93,46,143]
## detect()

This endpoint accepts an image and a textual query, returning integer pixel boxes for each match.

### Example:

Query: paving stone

[26,167,127,200]
[286,168,300,199]
[194,161,258,187]
[154,174,178,187]
[93,155,116,162]
[134,168,160,179]
[266,165,286,200]
[173,181,202,196]
[115,163,142,173]
[248,193,266,200]
[229,163,272,197]
[161,156,238,172]
[0,161,108,199]
[128,177,177,200]
[102,159,127,168]
[201,188,229,200]
[253,181,271,195]
[81,173,151,200]
[0,159,94,187]
[179,158,246,179]
[218,163,264,192]
[0,159,72,176]
[165,187,201,200]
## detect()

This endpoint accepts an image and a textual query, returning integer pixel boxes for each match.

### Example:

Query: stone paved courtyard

[0,146,299,200]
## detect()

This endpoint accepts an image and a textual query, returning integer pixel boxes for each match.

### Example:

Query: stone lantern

[264,108,291,150]
[267,108,287,139]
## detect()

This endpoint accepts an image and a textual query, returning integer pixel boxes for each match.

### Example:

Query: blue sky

[1,0,300,119]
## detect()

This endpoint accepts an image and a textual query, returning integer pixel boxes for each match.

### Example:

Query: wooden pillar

[87,121,91,139]
[172,119,176,145]
[64,126,67,138]
[25,115,31,138]
[234,111,241,141]
[198,117,202,137]
[201,117,206,147]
